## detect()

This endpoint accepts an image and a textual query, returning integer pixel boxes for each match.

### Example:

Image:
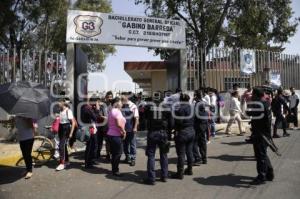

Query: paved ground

[0,128,300,199]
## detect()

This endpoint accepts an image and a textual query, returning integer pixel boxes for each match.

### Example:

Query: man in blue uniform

[247,88,274,185]
[143,96,169,185]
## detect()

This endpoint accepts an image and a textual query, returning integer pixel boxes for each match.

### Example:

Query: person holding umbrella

[0,117,37,179]
[0,81,51,178]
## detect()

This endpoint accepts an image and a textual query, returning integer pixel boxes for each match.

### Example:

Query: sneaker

[283,133,290,137]
[266,172,274,181]
[143,178,155,185]
[56,164,65,171]
[160,177,167,183]
[130,160,136,167]
[113,172,123,177]
[193,160,201,166]
[273,134,281,138]
[207,141,211,144]
[184,168,193,176]
[251,177,266,185]
[171,172,184,180]
[238,132,246,136]
[24,172,32,179]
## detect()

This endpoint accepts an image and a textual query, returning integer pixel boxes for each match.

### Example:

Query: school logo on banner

[240,49,256,74]
[270,72,281,86]
[74,15,103,38]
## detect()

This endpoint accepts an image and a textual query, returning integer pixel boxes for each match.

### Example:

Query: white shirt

[289,93,299,108]
[59,108,74,124]
[210,94,217,107]
[128,101,139,118]
[202,94,211,106]
[15,117,34,141]
[229,97,242,113]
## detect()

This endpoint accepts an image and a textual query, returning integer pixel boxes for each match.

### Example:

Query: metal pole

[13,47,16,82]
[38,51,42,83]
[20,49,23,81]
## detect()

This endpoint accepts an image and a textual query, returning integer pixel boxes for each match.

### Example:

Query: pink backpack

[51,117,60,134]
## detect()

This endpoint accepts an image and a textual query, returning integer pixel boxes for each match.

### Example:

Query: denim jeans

[123,132,137,160]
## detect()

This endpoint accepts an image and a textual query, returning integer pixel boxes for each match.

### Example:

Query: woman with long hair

[56,98,76,171]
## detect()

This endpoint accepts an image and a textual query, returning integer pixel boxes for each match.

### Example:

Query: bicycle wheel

[31,136,54,165]
[15,156,39,167]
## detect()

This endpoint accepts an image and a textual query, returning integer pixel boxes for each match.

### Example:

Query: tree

[0,0,115,71]
[134,0,299,59]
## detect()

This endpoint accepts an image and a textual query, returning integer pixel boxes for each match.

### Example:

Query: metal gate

[186,47,300,91]
[0,48,66,89]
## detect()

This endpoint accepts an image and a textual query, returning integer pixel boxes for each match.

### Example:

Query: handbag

[51,117,60,134]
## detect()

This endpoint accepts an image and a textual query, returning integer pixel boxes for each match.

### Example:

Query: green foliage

[135,0,299,59]
[0,0,115,70]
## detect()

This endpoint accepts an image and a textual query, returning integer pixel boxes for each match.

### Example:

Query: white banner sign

[240,49,256,74]
[270,72,281,86]
[66,10,186,49]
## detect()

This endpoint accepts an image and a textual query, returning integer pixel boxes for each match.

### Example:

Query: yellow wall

[151,71,167,92]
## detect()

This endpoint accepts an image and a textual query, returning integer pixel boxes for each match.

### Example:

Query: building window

[224,77,250,90]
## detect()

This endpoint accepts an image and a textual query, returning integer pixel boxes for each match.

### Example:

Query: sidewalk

[0,122,252,167]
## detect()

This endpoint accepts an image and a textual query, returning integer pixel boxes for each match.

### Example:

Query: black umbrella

[0,81,51,119]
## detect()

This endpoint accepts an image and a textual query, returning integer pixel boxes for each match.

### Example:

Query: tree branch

[206,0,232,51]
[187,0,201,46]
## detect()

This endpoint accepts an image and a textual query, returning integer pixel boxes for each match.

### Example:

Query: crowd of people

[11,82,299,186]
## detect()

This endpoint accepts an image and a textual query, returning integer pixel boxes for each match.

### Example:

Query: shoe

[251,177,266,185]
[184,168,193,175]
[226,132,233,137]
[202,159,207,164]
[193,160,201,166]
[65,162,70,168]
[160,177,167,183]
[238,132,246,136]
[273,134,281,138]
[245,137,253,144]
[266,172,274,181]
[113,172,123,177]
[130,160,136,167]
[56,164,65,171]
[24,172,32,179]
[207,141,211,144]
[106,154,111,161]
[283,133,290,137]
[171,172,184,180]
[124,156,131,164]
[85,165,96,169]
[143,178,155,185]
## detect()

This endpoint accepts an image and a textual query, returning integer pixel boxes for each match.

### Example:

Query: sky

[88,0,300,92]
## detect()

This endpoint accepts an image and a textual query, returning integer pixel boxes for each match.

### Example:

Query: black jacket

[174,103,194,131]
[271,95,290,116]
[247,99,272,138]
[145,103,168,132]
